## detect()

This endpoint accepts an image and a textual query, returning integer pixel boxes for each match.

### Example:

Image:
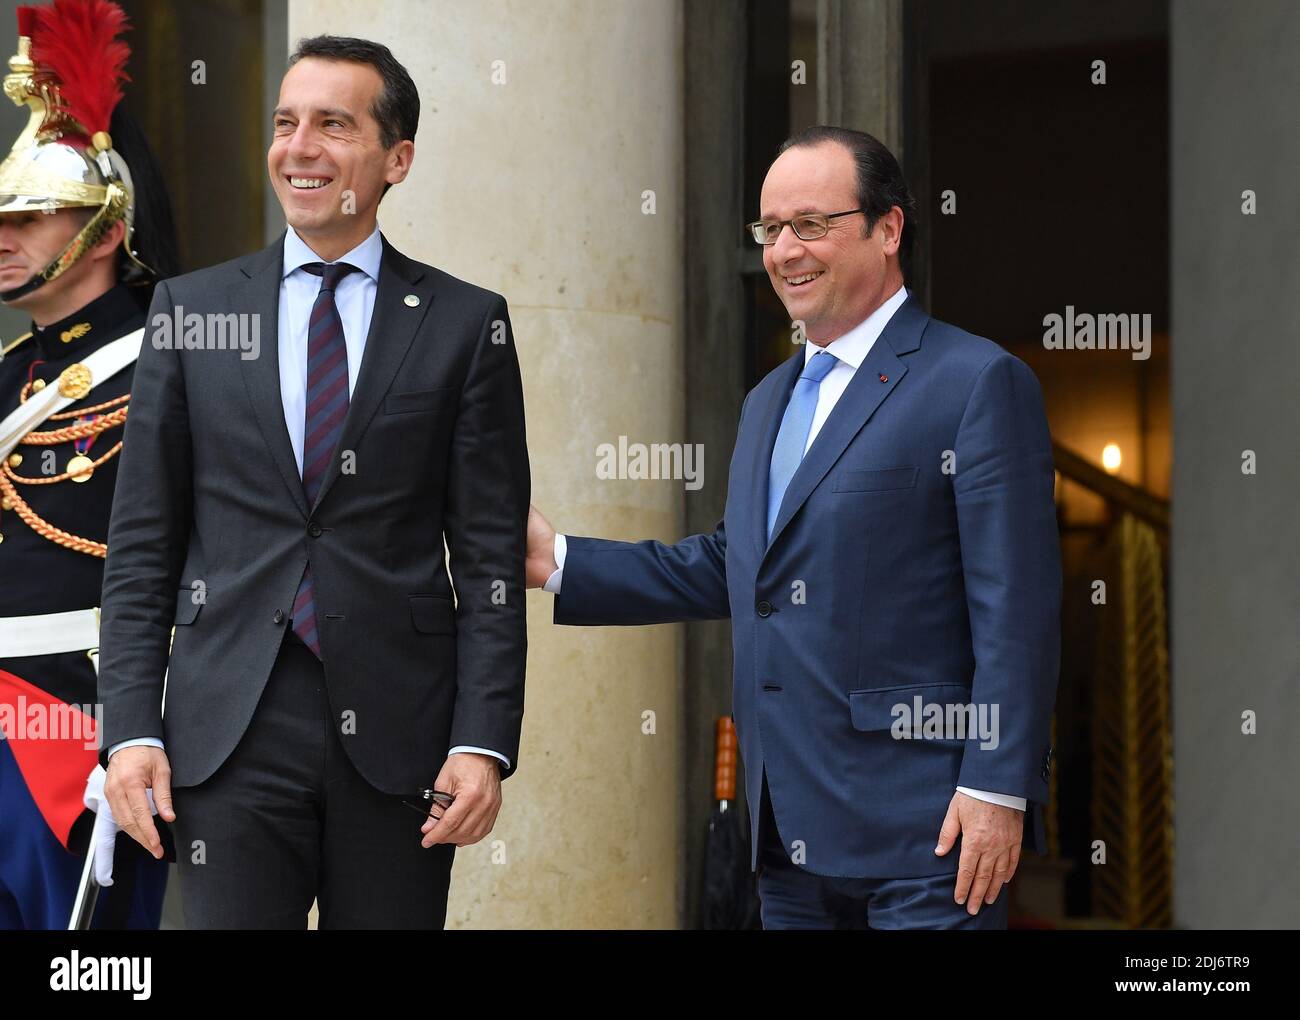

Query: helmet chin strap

[0,234,81,303]
[0,190,138,305]
[0,270,48,302]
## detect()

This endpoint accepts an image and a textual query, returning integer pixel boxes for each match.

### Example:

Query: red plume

[15,6,38,38]
[29,0,131,139]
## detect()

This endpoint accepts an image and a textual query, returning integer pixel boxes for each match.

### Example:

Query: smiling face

[760,141,904,344]
[269,57,413,260]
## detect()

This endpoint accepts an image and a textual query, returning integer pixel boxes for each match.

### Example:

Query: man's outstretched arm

[526,505,730,626]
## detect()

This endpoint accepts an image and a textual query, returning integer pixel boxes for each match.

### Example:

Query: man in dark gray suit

[98,36,529,929]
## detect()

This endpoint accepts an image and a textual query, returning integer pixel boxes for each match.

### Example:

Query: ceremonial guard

[0,0,179,928]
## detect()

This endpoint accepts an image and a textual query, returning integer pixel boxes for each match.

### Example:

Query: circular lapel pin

[404,294,420,307]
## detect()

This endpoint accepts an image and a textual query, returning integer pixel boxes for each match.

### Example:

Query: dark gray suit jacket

[98,234,530,794]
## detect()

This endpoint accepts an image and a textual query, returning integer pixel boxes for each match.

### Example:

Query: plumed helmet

[0,0,160,298]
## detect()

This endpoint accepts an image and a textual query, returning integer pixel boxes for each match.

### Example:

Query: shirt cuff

[956,786,1026,811]
[448,746,512,771]
[107,737,165,761]
[542,533,567,594]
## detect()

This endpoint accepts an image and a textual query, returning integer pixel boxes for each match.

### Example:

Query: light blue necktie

[766,350,838,541]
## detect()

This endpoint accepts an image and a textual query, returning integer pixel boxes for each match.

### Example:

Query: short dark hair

[288,35,419,150]
[776,125,917,279]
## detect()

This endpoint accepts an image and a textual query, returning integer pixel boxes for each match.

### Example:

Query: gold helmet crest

[0,0,153,299]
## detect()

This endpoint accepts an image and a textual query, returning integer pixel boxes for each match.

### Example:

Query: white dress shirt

[543,284,1024,811]
[108,226,510,771]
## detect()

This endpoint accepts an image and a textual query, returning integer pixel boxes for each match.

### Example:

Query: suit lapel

[235,236,309,518]
[307,236,435,514]
[763,295,930,555]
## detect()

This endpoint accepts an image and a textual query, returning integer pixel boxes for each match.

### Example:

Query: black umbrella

[701,716,761,929]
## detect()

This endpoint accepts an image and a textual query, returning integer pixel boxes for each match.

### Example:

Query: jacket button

[273,609,285,624]
[756,600,773,618]
[307,521,322,537]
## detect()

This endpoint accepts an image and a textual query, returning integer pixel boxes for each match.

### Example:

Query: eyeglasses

[398,788,455,820]
[746,208,866,245]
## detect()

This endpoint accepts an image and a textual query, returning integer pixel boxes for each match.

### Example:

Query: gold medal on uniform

[67,453,94,482]
[68,414,96,481]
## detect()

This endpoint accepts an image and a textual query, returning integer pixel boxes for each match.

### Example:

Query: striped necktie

[290,260,357,657]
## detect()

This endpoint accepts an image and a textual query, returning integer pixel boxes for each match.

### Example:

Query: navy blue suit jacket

[555,295,1061,879]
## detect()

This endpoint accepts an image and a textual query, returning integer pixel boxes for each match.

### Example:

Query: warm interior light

[1101,443,1122,474]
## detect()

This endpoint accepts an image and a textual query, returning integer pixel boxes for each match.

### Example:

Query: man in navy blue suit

[526,126,1061,929]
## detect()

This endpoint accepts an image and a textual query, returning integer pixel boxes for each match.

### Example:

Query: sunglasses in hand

[399,788,455,820]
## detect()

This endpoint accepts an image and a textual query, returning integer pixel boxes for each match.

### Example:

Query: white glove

[83,764,157,887]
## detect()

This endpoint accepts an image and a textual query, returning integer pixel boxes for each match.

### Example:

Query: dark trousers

[755,771,1008,930]
[171,632,454,929]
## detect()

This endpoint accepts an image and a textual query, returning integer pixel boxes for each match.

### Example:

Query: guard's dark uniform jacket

[0,284,170,929]
[0,284,144,713]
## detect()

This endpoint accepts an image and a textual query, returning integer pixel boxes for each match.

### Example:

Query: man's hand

[421,752,502,848]
[525,503,558,589]
[934,790,1023,915]
[104,746,175,860]
[83,764,127,886]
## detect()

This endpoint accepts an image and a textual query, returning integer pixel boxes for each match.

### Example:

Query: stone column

[1170,0,1300,929]
[287,0,685,927]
